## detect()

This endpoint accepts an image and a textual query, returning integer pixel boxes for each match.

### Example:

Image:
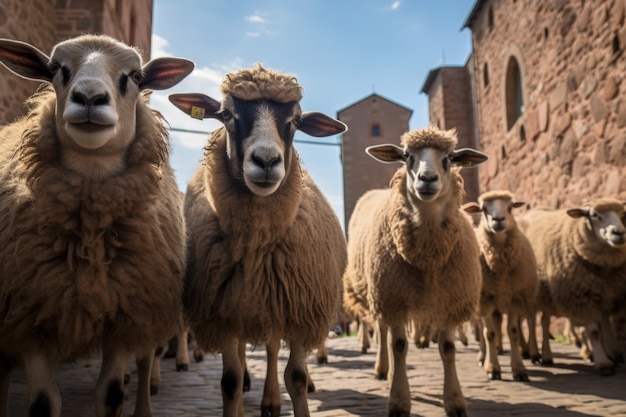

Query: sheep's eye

[220,109,233,121]
[291,115,302,127]
[49,62,60,75]
[129,70,143,84]
[442,156,450,171]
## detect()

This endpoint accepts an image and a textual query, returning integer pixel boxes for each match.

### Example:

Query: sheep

[0,34,193,417]
[462,190,539,381]
[519,198,626,375]
[167,63,347,417]
[342,126,488,417]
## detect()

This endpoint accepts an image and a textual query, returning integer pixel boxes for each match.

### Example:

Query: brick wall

[466,0,626,209]
[339,94,412,230]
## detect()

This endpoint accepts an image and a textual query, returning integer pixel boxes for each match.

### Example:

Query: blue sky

[149,0,475,229]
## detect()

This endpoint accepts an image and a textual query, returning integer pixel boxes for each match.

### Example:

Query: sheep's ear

[567,208,588,219]
[140,57,194,91]
[0,38,53,82]
[366,144,406,164]
[462,202,481,214]
[168,93,222,121]
[449,148,489,167]
[297,112,347,137]
[512,201,526,209]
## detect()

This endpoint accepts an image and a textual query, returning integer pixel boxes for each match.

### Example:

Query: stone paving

[7,334,626,416]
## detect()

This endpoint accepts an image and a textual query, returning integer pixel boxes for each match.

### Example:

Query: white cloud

[390,1,401,10]
[245,14,267,24]
[150,34,172,58]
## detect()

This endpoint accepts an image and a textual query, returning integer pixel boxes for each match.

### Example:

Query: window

[505,56,524,130]
[488,7,494,31]
[371,124,381,137]
[483,62,490,87]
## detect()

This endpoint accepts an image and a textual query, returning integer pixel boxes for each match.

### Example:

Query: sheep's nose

[612,228,625,243]
[72,90,109,107]
[418,172,439,183]
[252,153,281,171]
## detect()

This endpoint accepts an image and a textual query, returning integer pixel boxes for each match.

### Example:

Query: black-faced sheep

[519,198,626,375]
[342,126,488,417]
[168,63,347,417]
[0,34,193,417]
[463,190,539,381]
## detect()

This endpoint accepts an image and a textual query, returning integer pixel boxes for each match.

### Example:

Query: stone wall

[468,0,626,209]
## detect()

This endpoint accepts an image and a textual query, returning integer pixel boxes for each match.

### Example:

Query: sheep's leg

[585,321,615,376]
[476,319,486,366]
[601,313,624,364]
[149,347,163,395]
[176,329,190,371]
[438,327,468,417]
[23,351,61,417]
[358,320,370,353]
[0,353,14,417]
[517,316,530,358]
[492,309,504,354]
[221,338,244,417]
[374,321,389,380]
[526,312,541,364]
[387,323,410,416]
[507,312,529,381]
[457,322,469,347]
[133,350,155,417]
[96,342,131,417]
[284,341,310,417]
[316,341,328,364]
[540,312,554,365]
[482,314,501,380]
[262,338,281,417]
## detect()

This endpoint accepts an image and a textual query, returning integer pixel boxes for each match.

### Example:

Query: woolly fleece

[521,198,626,322]
[0,89,185,358]
[183,127,346,351]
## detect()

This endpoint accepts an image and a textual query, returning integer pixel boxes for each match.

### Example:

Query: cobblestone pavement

[7,334,626,416]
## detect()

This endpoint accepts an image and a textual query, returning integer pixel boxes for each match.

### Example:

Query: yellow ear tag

[190,106,205,120]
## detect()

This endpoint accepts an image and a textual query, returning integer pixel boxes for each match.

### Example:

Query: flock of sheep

[0,34,624,417]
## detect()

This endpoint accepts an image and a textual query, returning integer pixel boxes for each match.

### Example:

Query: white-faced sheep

[168,63,347,417]
[463,190,539,381]
[519,198,626,375]
[0,34,193,417]
[342,126,488,417]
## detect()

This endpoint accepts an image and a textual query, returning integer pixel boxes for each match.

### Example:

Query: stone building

[0,0,153,125]
[423,0,626,209]
[338,93,412,231]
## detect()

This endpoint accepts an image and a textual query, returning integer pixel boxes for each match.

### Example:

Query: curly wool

[400,125,458,152]
[220,63,303,103]
[522,198,626,322]
[0,89,185,358]
[184,127,345,351]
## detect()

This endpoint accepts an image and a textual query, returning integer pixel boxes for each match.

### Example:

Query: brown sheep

[463,190,539,381]
[168,63,347,417]
[0,34,193,417]
[519,198,626,375]
[343,126,487,417]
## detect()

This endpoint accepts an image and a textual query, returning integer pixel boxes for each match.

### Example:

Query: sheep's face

[479,198,525,234]
[167,90,347,198]
[366,142,488,203]
[0,35,194,177]
[221,96,298,197]
[568,204,626,248]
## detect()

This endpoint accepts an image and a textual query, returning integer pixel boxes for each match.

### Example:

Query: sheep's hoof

[150,385,158,396]
[521,351,530,360]
[388,409,410,417]
[243,369,251,392]
[541,358,554,366]
[361,347,369,354]
[446,410,468,417]
[375,372,388,381]
[477,360,484,367]
[597,366,616,376]
[487,370,501,380]
[176,363,188,372]
[513,373,530,382]
[261,406,281,417]
[193,353,204,362]
[317,355,328,364]
[308,381,316,393]
[530,355,541,364]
